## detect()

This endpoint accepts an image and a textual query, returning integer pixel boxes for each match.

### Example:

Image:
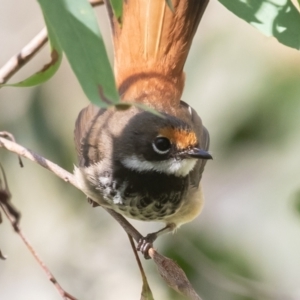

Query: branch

[0,162,77,300]
[128,234,154,299]
[90,0,104,6]
[0,135,78,187]
[0,135,144,243]
[0,0,104,85]
[0,28,48,84]
[0,135,203,299]
[0,203,77,300]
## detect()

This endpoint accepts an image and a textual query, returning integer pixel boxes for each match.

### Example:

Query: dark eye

[152,137,171,155]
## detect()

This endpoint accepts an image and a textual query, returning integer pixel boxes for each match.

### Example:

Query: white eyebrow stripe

[121,155,197,177]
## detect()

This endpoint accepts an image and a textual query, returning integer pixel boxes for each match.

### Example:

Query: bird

[74,0,211,258]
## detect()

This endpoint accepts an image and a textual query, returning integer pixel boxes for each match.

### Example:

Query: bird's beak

[186,148,213,160]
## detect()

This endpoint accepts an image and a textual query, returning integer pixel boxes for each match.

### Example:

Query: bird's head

[116,110,212,177]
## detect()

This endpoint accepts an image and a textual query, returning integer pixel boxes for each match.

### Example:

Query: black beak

[186,148,213,160]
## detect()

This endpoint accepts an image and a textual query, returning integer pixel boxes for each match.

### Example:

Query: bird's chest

[97,168,189,221]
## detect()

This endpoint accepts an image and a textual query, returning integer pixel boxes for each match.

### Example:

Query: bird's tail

[106,0,209,110]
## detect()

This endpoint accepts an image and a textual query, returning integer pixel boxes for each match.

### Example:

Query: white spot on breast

[99,176,110,186]
[111,181,128,204]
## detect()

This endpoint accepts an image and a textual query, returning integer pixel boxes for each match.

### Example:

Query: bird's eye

[152,137,171,155]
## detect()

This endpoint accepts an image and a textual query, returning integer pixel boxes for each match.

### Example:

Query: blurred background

[1,0,300,299]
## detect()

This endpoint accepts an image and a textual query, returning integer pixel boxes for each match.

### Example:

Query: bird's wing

[189,108,210,188]
[74,104,105,168]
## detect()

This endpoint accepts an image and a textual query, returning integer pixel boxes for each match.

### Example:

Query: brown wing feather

[189,109,210,187]
[74,104,105,167]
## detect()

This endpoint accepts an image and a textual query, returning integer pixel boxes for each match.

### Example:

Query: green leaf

[1,24,62,88]
[165,0,175,13]
[114,102,164,118]
[141,281,155,300]
[109,0,123,23]
[37,0,120,107]
[218,0,300,50]
[131,103,165,118]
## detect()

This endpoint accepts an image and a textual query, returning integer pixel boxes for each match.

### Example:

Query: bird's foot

[137,233,157,259]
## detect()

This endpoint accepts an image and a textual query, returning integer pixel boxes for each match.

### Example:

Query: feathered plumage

[106,0,209,112]
[74,0,211,252]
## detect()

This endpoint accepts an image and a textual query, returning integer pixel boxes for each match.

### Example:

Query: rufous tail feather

[106,0,209,111]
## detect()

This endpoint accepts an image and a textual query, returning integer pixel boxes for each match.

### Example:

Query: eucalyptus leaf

[219,0,300,50]
[115,102,164,118]
[109,0,123,22]
[1,23,62,88]
[131,103,165,118]
[141,282,155,300]
[165,0,175,13]
[149,249,202,300]
[37,0,120,107]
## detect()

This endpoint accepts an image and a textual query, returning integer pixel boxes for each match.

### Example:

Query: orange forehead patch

[159,127,197,150]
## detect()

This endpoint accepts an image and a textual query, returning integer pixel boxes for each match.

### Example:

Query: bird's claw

[137,233,157,259]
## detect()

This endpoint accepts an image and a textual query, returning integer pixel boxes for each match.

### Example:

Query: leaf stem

[0,0,104,85]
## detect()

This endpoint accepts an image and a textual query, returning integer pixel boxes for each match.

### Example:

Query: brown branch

[128,234,154,299]
[0,136,78,187]
[0,203,77,300]
[0,132,23,167]
[0,135,203,299]
[0,164,77,300]
[0,162,20,226]
[90,0,104,6]
[0,0,104,85]
[104,207,143,243]
[0,135,146,245]
[0,28,48,84]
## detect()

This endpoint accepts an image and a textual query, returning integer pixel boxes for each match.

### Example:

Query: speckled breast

[97,168,189,221]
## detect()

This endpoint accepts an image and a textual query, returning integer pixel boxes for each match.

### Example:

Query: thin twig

[104,207,143,243]
[0,135,204,298]
[0,174,77,300]
[0,136,78,187]
[128,234,145,278]
[0,163,20,225]
[0,203,77,300]
[0,132,23,167]
[128,234,152,294]
[0,28,48,84]
[0,0,104,85]
[90,0,104,6]
[0,135,153,252]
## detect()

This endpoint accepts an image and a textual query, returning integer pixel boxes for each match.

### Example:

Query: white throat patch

[121,155,197,177]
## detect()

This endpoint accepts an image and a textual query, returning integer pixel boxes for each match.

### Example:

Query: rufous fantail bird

[74,0,211,258]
